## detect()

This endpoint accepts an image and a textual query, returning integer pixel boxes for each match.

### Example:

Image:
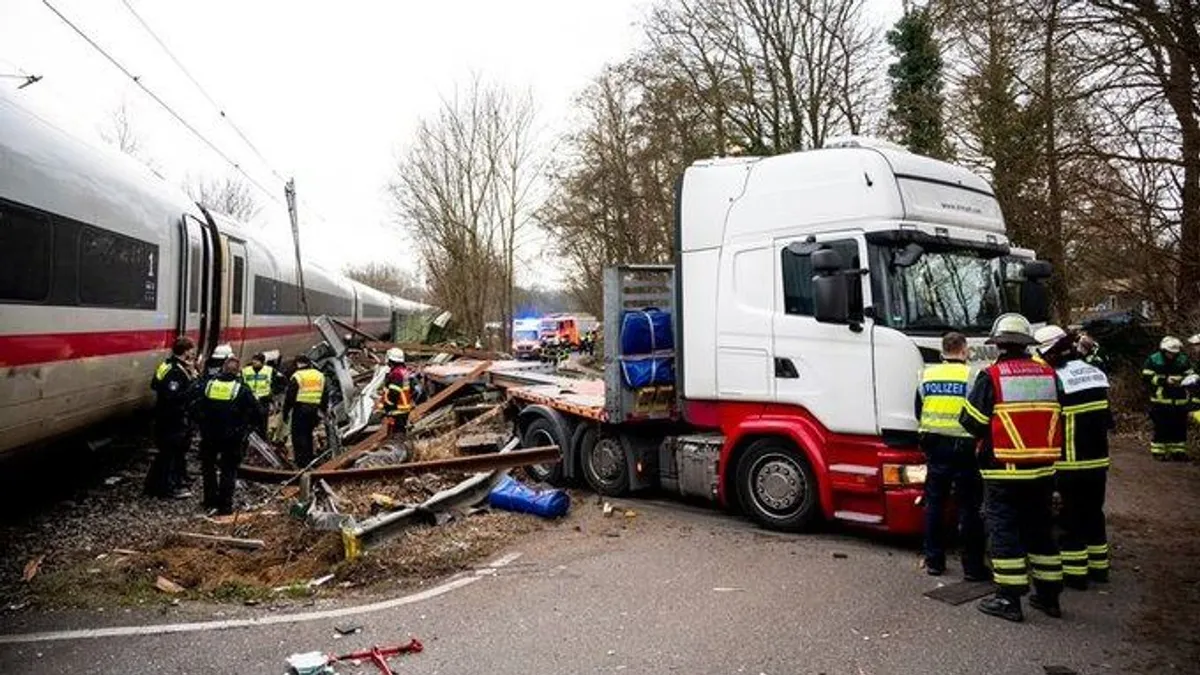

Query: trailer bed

[423,359,607,421]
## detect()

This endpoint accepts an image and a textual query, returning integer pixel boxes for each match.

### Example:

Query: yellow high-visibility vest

[293,368,325,405]
[242,365,274,400]
[918,362,972,438]
[205,379,242,401]
[155,360,172,381]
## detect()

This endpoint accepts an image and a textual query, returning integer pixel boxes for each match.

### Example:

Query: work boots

[1029,593,1063,618]
[1064,575,1089,591]
[977,594,1024,623]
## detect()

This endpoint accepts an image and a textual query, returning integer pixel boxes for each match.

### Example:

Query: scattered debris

[154,576,185,594]
[334,623,362,636]
[103,476,123,486]
[602,502,615,517]
[172,532,266,550]
[832,552,849,559]
[488,475,571,519]
[22,555,44,582]
[712,587,744,592]
[286,651,335,675]
[332,639,424,674]
[112,548,139,556]
[624,509,637,519]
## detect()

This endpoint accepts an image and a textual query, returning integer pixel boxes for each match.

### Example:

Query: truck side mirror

[812,248,850,324]
[1021,259,1053,323]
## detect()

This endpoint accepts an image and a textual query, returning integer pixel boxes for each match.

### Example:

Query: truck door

[772,232,877,436]
[225,239,248,356]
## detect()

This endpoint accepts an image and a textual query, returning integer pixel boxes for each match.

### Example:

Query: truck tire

[735,438,819,532]
[521,417,566,486]
[582,433,630,496]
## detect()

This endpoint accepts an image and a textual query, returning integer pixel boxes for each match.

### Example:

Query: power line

[118,0,286,184]
[41,0,283,206]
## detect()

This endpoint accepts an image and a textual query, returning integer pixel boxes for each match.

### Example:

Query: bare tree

[344,262,427,302]
[185,175,262,223]
[99,100,142,157]
[388,77,542,344]
[643,0,884,154]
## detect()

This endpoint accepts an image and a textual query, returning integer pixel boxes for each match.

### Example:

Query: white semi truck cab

[518,138,1051,534]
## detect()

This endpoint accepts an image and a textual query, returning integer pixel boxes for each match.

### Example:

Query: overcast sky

[1,0,901,290]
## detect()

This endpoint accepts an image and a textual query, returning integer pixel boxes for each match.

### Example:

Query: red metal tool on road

[333,639,423,675]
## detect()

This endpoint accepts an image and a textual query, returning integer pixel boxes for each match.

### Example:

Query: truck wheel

[521,417,566,485]
[735,439,818,532]
[582,433,630,496]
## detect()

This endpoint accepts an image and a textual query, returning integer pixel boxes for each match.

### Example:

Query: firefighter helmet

[986,313,1037,346]
[386,347,405,364]
[1160,336,1183,354]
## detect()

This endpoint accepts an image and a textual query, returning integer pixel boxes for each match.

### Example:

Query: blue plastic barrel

[488,475,570,519]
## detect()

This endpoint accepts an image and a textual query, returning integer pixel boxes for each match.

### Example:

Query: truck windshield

[514,330,538,342]
[877,246,1004,335]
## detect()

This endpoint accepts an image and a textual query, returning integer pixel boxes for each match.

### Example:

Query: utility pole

[284,178,312,324]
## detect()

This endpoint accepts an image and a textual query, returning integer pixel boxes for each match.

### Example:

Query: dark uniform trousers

[200,433,243,513]
[922,438,985,573]
[1057,469,1109,581]
[291,404,320,468]
[1149,404,1189,458]
[984,476,1064,598]
[147,421,190,496]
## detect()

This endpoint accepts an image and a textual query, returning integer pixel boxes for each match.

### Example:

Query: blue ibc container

[488,475,570,519]
[620,355,675,388]
[620,309,674,355]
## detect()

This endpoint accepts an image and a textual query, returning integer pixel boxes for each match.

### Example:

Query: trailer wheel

[735,439,818,532]
[582,433,630,496]
[521,417,566,485]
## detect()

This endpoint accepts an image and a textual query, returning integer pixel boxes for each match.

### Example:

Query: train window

[0,203,52,302]
[78,226,158,309]
[188,242,200,312]
[232,256,245,314]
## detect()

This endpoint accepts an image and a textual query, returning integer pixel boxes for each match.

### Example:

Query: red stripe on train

[1,320,391,367]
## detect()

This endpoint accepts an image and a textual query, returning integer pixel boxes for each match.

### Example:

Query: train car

[0,91,427,456]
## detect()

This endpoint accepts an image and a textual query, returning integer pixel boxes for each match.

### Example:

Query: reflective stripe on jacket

[292,368,325,405]
[987,359,1063,465]
[918,362,972,438]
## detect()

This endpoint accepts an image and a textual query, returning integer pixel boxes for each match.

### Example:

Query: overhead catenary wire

[40,0,283,207]
[117,0,286,184]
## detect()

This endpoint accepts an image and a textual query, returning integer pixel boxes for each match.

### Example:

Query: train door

[179,215,211,356]
[225,239,249,356]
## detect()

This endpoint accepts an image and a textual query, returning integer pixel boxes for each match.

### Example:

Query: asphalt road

[0,498,1137,675]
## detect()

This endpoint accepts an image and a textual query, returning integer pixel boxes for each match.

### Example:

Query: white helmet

[1033,325,1068,354]
[986,313,1036,346]
[1188,334,1200,346]
[1161,336,1183,354]
[210,344,234,360]
[386,347,405,364]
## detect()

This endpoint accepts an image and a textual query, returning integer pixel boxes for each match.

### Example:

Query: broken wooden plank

[173,532,266,550]
[204,511,278,526]
[22,555,44,582]
[409,360,492,423]
[456,432,507,454]
[239,445,559,483]
[154,576,185,594]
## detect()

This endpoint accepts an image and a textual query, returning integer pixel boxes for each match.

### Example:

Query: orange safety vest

[986,359,1063,465]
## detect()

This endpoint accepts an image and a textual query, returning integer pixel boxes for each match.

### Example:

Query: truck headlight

[882,463,926,487]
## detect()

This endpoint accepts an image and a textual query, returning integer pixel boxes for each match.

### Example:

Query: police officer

[146,336,197,500]
[1142,336,1194,460]
[241,353,281,438]
[381,348,416,437]
[1035,325,1114,589]
[195,356,262,515]
[960,313,1065,622]
[283,354,328,468]
[914,331,987,580]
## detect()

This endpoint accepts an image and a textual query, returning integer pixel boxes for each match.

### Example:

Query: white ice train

[0,91,429,455]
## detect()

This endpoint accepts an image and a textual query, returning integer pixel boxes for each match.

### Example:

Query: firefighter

[145,336,198,500]
[195,356,262,515]
[960,313,1065,622]
[1142,336,1194,460]
[283,354,328,468]
[914,331,987,580]
[1035,325,1114,589]
[241,353,281,438]
[203,344,235,379]
[381,348,416,436]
